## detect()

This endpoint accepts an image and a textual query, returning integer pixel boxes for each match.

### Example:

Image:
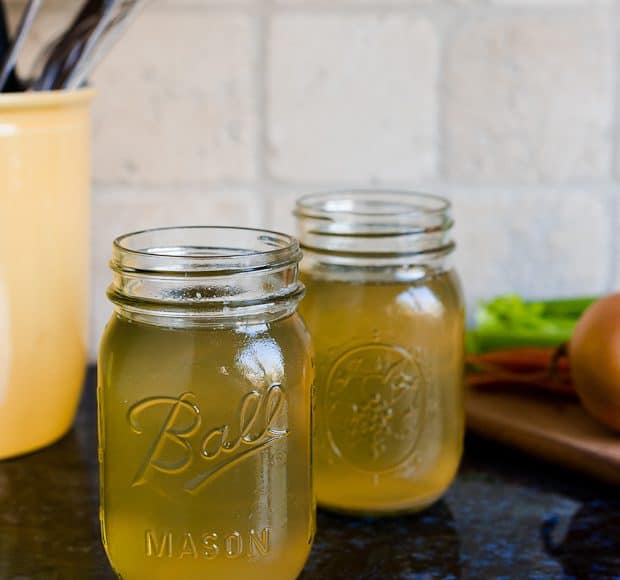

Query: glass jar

[98,227,315,580]
[296,191,465,516]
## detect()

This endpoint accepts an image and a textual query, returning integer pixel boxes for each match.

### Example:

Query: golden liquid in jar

[98,314,314,580]
[299,269,464,515]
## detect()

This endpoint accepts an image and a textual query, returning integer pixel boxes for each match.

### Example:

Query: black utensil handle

[0,0,42,92]
[0,0,21,92]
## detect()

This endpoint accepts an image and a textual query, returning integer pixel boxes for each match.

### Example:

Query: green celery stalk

[466,294,597,354]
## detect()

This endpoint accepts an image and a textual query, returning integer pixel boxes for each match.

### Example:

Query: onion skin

[569,294,620,432]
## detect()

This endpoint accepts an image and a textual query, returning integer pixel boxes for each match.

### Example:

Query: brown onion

[569,293,620,432]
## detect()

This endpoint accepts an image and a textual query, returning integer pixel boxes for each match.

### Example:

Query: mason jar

[296,191,465,516]
[98,227,315,580]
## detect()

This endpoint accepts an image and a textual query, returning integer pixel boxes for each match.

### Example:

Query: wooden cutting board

[466,388,620,485]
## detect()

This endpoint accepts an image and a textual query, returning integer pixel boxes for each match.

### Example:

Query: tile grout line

[435,4,459,184]
[254,0,270,228]
[605,0,620,290]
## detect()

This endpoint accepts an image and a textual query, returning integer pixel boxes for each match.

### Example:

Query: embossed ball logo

[326,344,426,473]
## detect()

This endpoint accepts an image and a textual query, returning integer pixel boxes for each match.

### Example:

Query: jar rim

[295,189,451,220]
[112,226,301,274]
[0,87,95,111]
[108,226,304,325]
[294,190,454,264]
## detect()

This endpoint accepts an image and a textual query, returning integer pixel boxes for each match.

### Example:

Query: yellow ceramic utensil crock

[0,89,93,459]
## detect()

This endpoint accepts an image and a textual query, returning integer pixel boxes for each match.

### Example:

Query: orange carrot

[466,345,576,397]
[467,347,569,373]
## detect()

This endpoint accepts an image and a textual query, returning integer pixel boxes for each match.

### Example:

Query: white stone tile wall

[6,0,618,357]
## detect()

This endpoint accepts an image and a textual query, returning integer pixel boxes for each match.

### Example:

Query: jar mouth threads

[295,190,451,219]
[295,190,455,263]
[108,226,304,326]
[112,226,302,274]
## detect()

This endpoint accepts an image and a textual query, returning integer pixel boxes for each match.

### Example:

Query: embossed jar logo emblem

[326,344,426,472]
[127,385,288,494]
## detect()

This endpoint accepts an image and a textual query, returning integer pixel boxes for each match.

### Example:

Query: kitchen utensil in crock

[33,0,114,91]
[64,0,147,90]
[0,0,42,92]
[0,0,22,92]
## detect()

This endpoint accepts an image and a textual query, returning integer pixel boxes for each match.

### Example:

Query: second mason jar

[296,191,465,515]
[98,227,314,580]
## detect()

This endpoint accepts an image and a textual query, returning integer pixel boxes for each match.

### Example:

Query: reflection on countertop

[0,368,618,579]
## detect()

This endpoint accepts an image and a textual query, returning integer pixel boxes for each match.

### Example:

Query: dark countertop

[1,368,619,579]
